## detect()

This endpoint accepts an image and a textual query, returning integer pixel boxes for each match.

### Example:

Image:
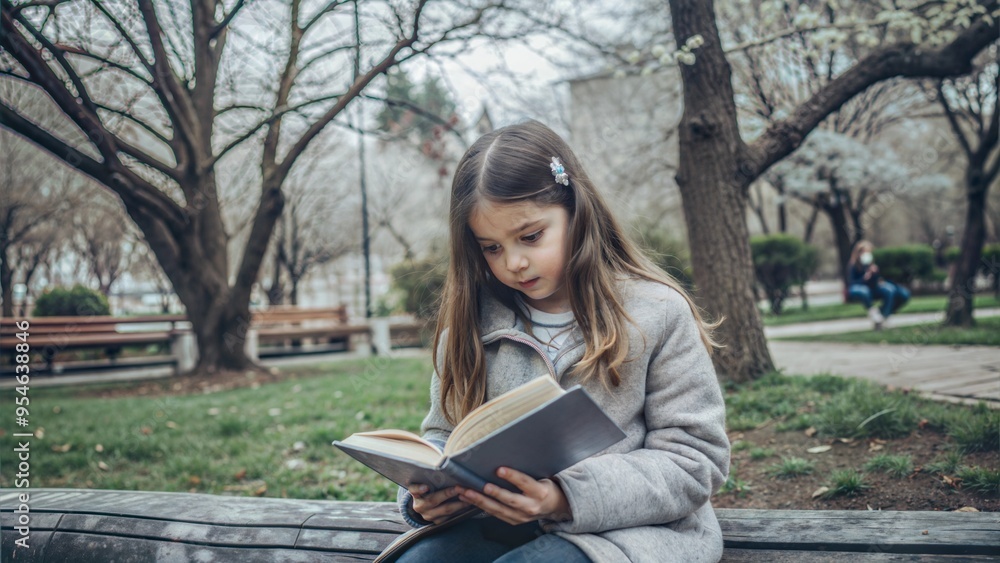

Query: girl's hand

[409,483,473,525]
[456,467,572,526]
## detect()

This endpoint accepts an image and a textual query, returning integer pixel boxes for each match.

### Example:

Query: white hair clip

[550,157,570,186]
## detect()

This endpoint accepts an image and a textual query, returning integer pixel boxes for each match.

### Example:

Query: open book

[333,376,625,495]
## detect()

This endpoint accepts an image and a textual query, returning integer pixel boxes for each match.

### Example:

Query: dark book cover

[334,385,626,494]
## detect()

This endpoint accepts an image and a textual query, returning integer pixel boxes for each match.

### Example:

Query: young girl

[846,240,910,329]
[395,120,730,563]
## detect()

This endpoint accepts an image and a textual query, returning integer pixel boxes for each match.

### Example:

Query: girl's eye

[522,231,543,243]
[482,245,500,255]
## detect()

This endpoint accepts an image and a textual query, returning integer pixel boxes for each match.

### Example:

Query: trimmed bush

[750,234,819,315]
[32,285,110,317]
[389,256,447,320]
[873,244,935,286]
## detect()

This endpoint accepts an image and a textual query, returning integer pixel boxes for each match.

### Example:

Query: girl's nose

[505,252,527,273]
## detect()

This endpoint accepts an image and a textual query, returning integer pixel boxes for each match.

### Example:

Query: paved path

[768,308,1000,406]
[764,308,1000,338]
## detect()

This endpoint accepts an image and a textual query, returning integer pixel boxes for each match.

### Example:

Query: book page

[444,376,563,456]
[342,432,443,467]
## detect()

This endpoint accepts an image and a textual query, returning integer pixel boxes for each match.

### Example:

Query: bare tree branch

[212,0,247,39]
[939,80,975,158]
[270,0,432,186]
[745,13,1000,181]
[136,0,198,162]
[0,102,186,229]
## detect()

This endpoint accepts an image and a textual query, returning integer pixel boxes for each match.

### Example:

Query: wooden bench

[251,305,371,355]
[1,489,996,561]
[0,316,189,374]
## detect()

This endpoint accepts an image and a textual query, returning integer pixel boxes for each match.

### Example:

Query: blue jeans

[395,516,591,563]
[847,282,910,318]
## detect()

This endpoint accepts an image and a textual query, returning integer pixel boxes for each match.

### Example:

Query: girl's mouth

[519,278,539,289]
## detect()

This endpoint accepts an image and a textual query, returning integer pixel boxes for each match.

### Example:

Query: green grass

[3,360,994,501]
[0,357,434,501]
[863,454,914,478]
[719,471,752,497]
[749,447,775,460]
[725,373,997,445]
[924,450,966,475]
[956,466,1000,495]
[731,440,754,452]
[779,316,1000,347]
[761,294,1000,326]
[822,470,871,498]
[768,457,815,478]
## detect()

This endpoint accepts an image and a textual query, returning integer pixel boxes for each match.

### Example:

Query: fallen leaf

[234,468,247,480]
[922,530,929,535]
[804,427,817,437]
[166,421,179,429]
[807,445,832,453]
[189,476,201,486]
[52,406,61,414]
[955,507,979,512]
[837,438,855,444]
[918,418,929,429]
[94,444,104,452]
[51,443,72,453]
[140,426,152,435]
[254,484,268,496]
[36,427,45,439]
[812,487,829,498]
[941,475,962,489]
[869,443,885,452]
[97,461,110,471]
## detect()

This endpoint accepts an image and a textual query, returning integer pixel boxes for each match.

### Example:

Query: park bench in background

[251,305,372,356]
[1,489,996,561]
[1,308,427,377]
[0,316,191,375]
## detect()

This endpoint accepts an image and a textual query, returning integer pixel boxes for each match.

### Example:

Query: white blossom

[676,51,697,65]
[685,34,705,49]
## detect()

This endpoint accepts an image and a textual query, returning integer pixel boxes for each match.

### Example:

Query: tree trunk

[123,171,277,375]
[824,196,855,286]
[669,0,774,381]
[945,175,988,327]
[803,205,820,244]
[1,244,13,318]
[268,244,284,306]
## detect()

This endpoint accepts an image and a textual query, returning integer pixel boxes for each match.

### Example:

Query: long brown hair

[435,120,719,424]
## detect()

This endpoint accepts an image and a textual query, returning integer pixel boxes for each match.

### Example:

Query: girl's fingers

[459,489,525,525]
[421,498,471,523]
[478,482,529,512]
[412,486,463,517]
[423,485,463,507]
[407,484,428,498]
[494,467,543,497]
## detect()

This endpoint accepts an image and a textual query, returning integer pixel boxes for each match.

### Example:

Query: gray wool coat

[397,278,731,562]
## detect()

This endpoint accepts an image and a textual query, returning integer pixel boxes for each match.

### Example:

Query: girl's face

[469,200,570,314]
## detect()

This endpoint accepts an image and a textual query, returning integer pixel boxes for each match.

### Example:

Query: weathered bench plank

[2,489,996,562]
[720,509,999,555]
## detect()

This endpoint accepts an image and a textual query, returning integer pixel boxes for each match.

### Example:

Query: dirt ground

[57,367,998,511]
[715,424,999,512]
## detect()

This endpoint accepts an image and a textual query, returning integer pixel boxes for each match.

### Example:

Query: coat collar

[478,287,588,382]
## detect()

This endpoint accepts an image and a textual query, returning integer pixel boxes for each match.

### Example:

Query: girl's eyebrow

[474,219,542,241]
